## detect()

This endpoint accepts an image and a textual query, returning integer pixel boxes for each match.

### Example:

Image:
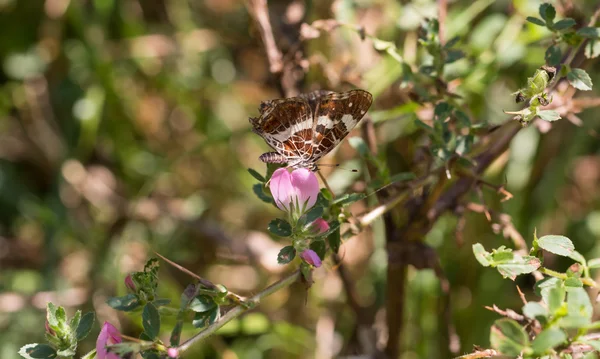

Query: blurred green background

[1,0,599,358]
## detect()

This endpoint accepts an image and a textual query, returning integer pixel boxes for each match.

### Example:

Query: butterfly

[249,89,373,171]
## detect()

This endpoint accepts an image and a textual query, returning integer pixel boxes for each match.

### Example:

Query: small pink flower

[308,218,329,235]
[96,321,122,359]
[270,168,319,217]
[124,274,136,292]
[300,249,322,267]
[167,347,179,358]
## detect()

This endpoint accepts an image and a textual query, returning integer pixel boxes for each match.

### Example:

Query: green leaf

[142,303,160,340]
[585,40,600,59]
[192,306,220,328]
[247,168,265,182]
[537,235,574,256]
[522,302,548,321]
[569,250,586,264]
[472,243,491,267]
[300,261,312,283]
[75,312,95,341]
[567,287,593,320]
[277,246,296,264]
[302,206,324,226]
[531,328,566,354]
[577,27,600,38]
[547,285,566,314]
[526,17,546,27]
[141,351,161,359]
[252,183,273,204]
[189,295,216,312]
[152,298,171,307]
[170,321,183,347]
[434,102,452,120]
[332,193,366,207]
[564,277,583,287]
[559,314,591,328]
[310,240,326,260]
[490,318,530,356]
[444,36,460,49]
[535,277,561,298]
[445,49,464,64]
[496,256,541,280]
[56,348,76,357]
[46,303,59,329]
[18,344,57,359]
[107,294,140,312]
[539,3,555,22]
[567,68,593,91]
[327,224,341,254]
[69,310,81,333]
[537,110,561,122]
[545,45,562,66]
[552,18,576,31]
[268,218,292,237]
[588,258,600,268]
[388,172,416,184]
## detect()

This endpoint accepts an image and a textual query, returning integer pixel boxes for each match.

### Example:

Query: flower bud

[167,347,179,358]
[124,274,136,292]
[308,218,329,236]
[300,249,322,268]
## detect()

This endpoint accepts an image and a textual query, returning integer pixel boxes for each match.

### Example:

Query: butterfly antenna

[316,163,359,172]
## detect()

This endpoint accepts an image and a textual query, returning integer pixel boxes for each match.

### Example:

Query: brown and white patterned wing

[249,97,314,161]
[310,89,373,161]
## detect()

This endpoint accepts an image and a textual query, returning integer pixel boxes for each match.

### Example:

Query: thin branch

[177,270,301,353]
[245,0,283,74]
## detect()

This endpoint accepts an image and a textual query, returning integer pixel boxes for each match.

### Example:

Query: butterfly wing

[310,89,373,162]
[249,97,315,163]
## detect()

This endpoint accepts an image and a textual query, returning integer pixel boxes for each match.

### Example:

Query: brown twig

[245,0,304,97]
[245,0,283,75]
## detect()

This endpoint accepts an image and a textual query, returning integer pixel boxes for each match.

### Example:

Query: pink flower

[300,249,322,267]
[308,218,329,235]
[96,322,122,359]
[269,168,319,217]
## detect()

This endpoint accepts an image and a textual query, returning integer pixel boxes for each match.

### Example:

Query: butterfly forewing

[250,98,313,161]
[310,90,373,161]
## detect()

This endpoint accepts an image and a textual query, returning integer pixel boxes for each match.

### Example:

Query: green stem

[176,270,301,354]
[539,267,568,280]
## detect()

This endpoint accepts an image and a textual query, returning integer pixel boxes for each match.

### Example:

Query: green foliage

[5,0,600,358]
[268,218,293,237]
[142,303,160,340]
[19,304,94,359]
[277,246,296,264]
[476,232,600,357]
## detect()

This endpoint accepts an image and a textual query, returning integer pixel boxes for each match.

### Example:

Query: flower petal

[96,322,122,359]
[290,168,319,213]
[269,168,294,211]
[300,249,322,267]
